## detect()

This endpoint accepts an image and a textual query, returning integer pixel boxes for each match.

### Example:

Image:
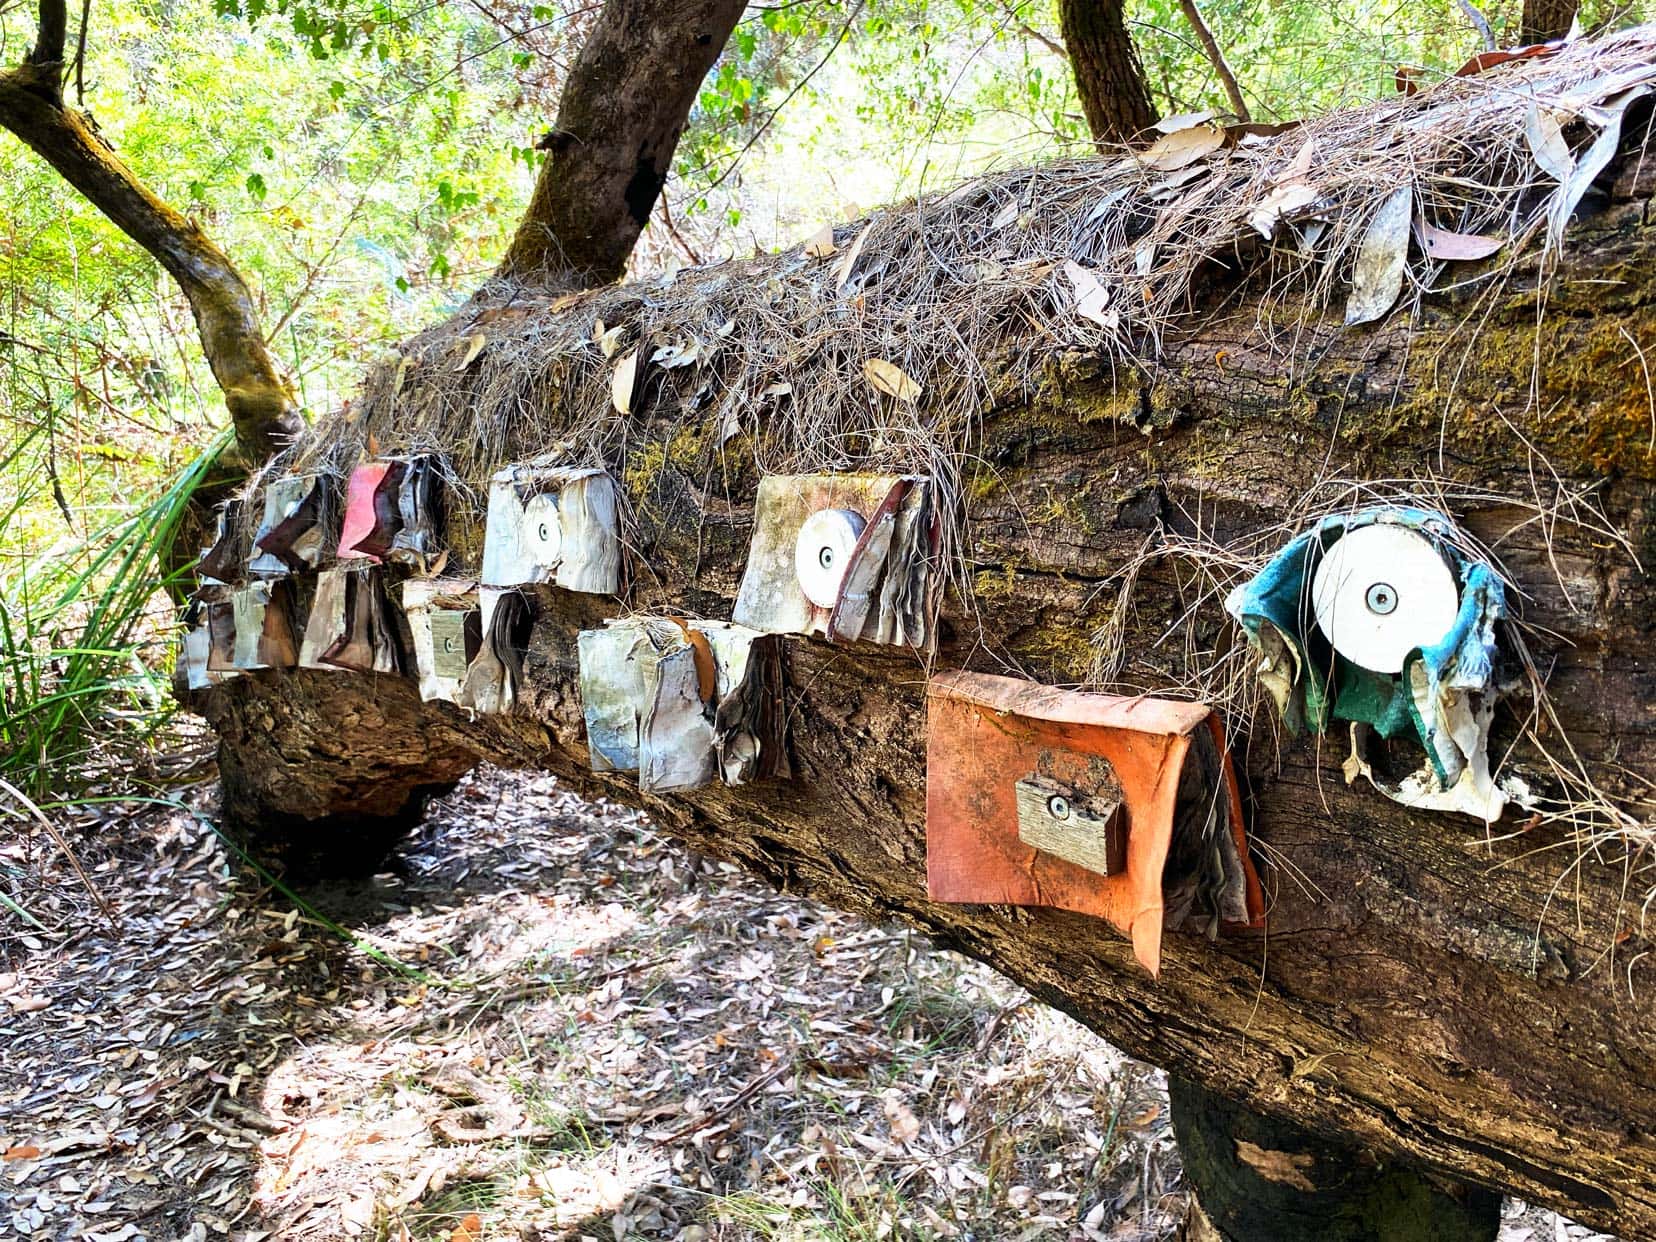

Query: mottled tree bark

[0,2,301,462]
[1521,0,1579,42]
[497,0,747,286]
[195,150,1656,1236]
[1059,0,1158,145]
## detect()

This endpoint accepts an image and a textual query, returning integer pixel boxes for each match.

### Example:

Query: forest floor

[0,767,1620,1242]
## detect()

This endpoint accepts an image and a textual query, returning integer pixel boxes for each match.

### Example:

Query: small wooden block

[1015,772,1126,876]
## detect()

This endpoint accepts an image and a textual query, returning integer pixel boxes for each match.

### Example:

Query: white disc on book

[795,508,866,608]
[1311,524,1459,674]
[523,492,562,565]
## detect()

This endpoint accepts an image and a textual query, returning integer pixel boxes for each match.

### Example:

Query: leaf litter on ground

[0,769,1623,1242]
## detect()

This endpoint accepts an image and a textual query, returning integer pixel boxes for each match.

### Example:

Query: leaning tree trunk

[497,0,747,286]
[1060,0,1159,145]
[0,0,301,461]
[196,129,1656,1238]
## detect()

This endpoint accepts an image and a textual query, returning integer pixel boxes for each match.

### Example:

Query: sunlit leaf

[453,333,486,371]
[1139,124,1225,172]
[804,223,836,258]
[1345,186,1413,326]
[612,350,640,414]
[864,359,921,402]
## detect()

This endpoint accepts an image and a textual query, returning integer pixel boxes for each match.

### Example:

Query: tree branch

[0,2,301,461]
[29,0,65,71]
[1177,0,1249,123]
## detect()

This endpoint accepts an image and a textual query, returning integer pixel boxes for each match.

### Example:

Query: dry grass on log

[280,28,1656,494]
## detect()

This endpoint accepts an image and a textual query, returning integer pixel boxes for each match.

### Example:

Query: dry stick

[1017,20,1067,61]
[1178,0,1249,123]
[0,776,115,923]
[660,1060,792,1143]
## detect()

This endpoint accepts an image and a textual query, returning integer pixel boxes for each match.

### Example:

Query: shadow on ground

[0,769,1614,1242]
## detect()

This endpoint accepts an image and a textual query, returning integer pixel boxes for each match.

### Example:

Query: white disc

[523,492,563,565]
[1311,524,1459,674]
[795,508,866,608]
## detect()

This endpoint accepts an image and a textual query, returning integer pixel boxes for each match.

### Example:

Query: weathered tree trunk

[1060,0,1158,145]
[497,0,747,286]
[196,147,1656,1237]
[1522,0,1579,42]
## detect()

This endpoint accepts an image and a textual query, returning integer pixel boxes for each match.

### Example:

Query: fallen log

[192,38,1656,1239]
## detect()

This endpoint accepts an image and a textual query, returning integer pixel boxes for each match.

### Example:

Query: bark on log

[195,151,1656,1234]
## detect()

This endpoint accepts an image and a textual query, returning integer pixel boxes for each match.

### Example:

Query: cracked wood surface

[197,165,1656,1234]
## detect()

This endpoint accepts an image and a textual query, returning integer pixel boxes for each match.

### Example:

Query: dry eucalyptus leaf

[651,340,700,369]
[883,1095,921,1144]
[718,404,744,446]
[1083,185,1131,226]
[1147,165,1208,200]
[804,224,836,258]
[453,333,486,371]
[1284,136,1316,181]
[1141,124,1225,172]
[611,350,639,415]
[864,359,921,402]
[1344,185,1413,326]
[1417,221,1503,261]
[1548,86,1648,247]
[598,324,627,359]
[1525,105,1574,183]
[991,199,1021,230]
[1152,109,1218,133]
[1063,260,1115,330]
[1249,181,1320,239]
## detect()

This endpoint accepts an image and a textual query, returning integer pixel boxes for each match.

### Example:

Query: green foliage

[0,0,554,795]
[0,423,225,797]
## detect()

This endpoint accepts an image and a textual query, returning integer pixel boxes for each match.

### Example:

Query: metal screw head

[538,522,551,543]
[1365,582,1398,615]
[1046,794,1071,821]
[442,636,456,653]
[819,545,835,569]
